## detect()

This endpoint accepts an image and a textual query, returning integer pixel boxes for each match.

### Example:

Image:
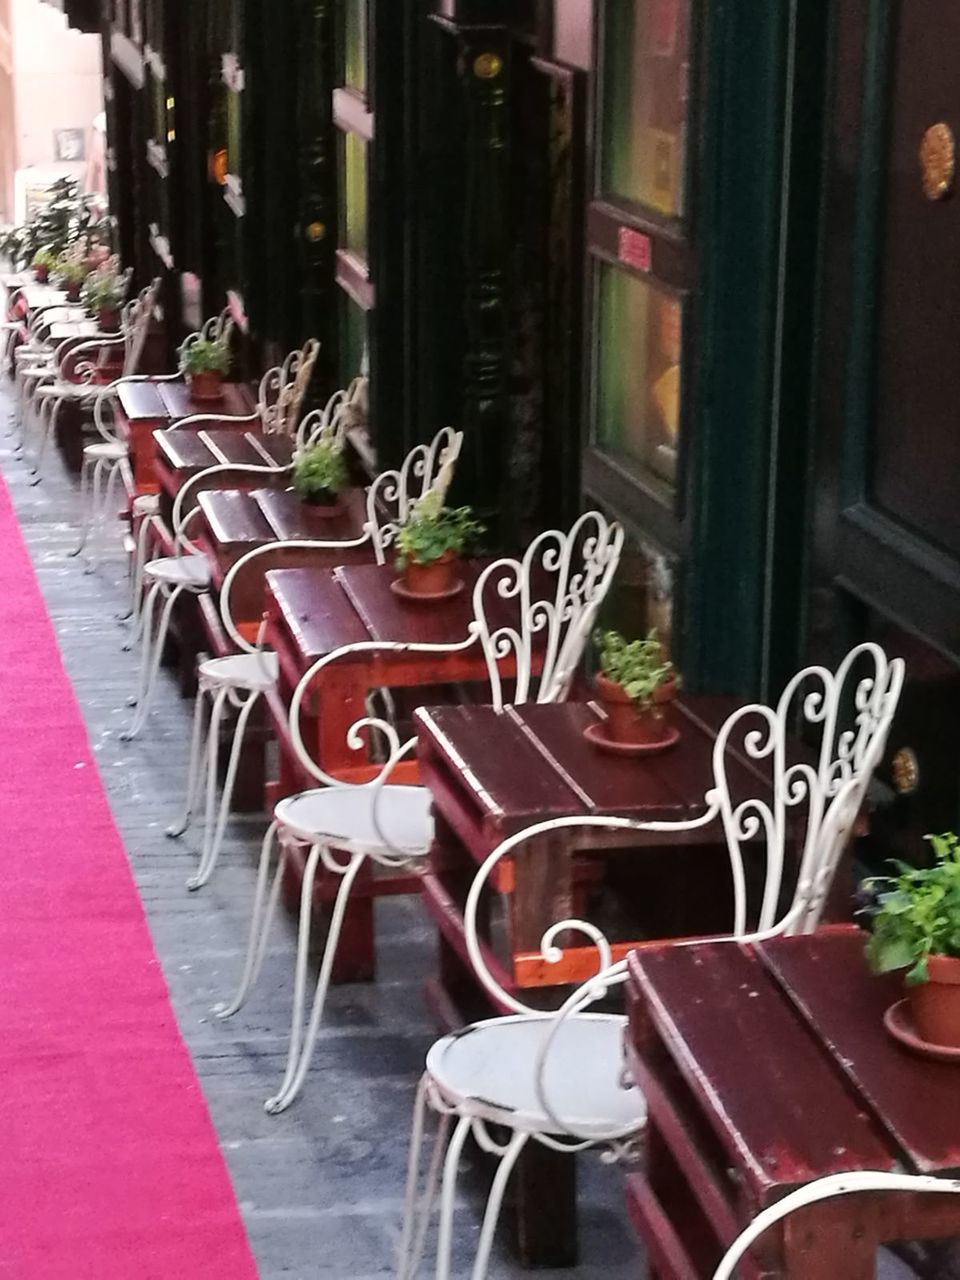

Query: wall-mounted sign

[54,129,86,162]
[618,226,652,273]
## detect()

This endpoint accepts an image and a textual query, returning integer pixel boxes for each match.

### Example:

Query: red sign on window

[618,227,652,273]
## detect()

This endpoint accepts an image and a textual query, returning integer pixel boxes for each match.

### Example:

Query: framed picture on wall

[53,129,86,162]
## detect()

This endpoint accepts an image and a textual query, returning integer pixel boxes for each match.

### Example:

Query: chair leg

[470,1131,529,1280]
[265,846,367,1115]
[216,820,284,1019]
[166,685,210,839]
[120,584,181,741]
[85,459,124,574]
[29,395,59,482]
[68,454,95,558]
[188,689,262,892]
[123,511,156,629]
[435,1116,473,1280]
[398,1076,453,1280]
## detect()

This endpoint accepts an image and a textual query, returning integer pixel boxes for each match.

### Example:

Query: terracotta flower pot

[595,672,677,746]
[98,307,120,333]
[910,954,960,1047]
[65,282,82,302]
[33,265,49,284]
[403,549,458,597]
[187,370,224,401]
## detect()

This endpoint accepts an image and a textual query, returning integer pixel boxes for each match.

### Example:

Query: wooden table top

[47,319,100,342]
[116,377,256,423]
[415,697,749,834]
[627,928,960,1204]
[266,561,491,669]
[155,426,295,475]
[22,284,68,310]
[197,486,367,555]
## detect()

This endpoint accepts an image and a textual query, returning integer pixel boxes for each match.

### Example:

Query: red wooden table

[116,378,257,494]
[626,927,960,1278]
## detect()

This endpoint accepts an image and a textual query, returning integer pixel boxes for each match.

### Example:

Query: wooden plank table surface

[115,378,258,494]
[625,927,960,1278]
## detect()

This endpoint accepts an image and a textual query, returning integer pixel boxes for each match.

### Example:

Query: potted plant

[54,244,90,302]
[864,832,960,1047]
[83,259,125,331]
[181,335,231,401]
[31,247,56,283]
[291,439,349,511]
[395,491,483,596]
[593,628,678,746]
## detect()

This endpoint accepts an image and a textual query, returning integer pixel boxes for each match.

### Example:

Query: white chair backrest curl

[363,426,464,565]
[177,306,234,367]
[285,509,625,792]
[58,276,161,388]
[712,1172,960,1279]
[295,375,367,452]
[258,338,321,436]
[473,510,625,709]
[120,277,161,375]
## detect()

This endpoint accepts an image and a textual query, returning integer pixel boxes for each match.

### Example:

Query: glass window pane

[344,0,367,94]
[340,293,368,386]
[340,131,368,262]
[601,0,690,217]
[595,533,678,662]
[594,265,682,489]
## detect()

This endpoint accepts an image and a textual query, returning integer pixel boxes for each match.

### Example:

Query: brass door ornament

[892,747,919,795]
[920,123,955,200]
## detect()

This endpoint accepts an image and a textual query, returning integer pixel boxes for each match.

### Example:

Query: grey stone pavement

[0,386,643,1279]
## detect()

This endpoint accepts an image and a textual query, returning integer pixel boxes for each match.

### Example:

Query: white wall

[10,0,102,186]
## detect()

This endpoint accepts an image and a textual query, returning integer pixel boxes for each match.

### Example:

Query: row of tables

[20,317,952,1278]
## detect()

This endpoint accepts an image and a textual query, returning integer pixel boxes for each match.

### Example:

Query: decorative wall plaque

[920,123,955,201]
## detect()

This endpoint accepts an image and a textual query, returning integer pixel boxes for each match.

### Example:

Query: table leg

[514,1141,578,1267]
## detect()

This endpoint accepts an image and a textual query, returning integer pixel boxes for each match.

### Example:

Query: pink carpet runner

[0,477,259,1278]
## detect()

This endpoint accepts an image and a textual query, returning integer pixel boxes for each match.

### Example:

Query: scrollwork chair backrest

[295,375,367,453]
[122,277,162,375]
[364,426,463,565]
[473,510,625,709]
[258,338,321,436]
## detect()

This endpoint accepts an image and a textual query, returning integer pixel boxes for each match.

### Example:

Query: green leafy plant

[395,490,484,568]
[863,832,960,984]
[55,243,90,287]
[292,440,349,501]
[181,336,232,376]
[595,628,677,704]
[83,259,126,310]
[31,247,57,271]
[2,179,111,269]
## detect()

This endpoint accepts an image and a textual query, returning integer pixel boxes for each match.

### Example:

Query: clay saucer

[390,578,465,604]
[884,999,960,1064]
[582,721,680,757]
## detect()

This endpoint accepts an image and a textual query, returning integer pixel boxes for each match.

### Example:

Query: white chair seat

[275,784,434,854]
[83,440,127,462]
[132,493,159,515]
[199,650,279,691]
[143,555,211,589]
[426,1013,645,1138]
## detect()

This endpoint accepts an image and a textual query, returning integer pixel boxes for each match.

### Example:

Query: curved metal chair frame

[69,308,235,575]
[215,511,625,1119]
[395,644,905,1280]
[163,424,465,886]
[27,278,161,482]
[713,1171,960,1279]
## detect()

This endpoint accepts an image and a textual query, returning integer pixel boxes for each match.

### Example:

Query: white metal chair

[712,1172,960,1279]
[28,278,161,482]
[395,643,905,1279]
[215,511,626,1117]
[165,423,464,889]
[69,308,235,574]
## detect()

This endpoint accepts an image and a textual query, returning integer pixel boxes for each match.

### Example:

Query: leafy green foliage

[595,628,676,705]
[32,247,57,270]
[292,441,349,500]
[864,833,960,984]
[55,243,90,287]
[395,491,484,568]
[0,178,110,269]
[83,259,125,310]
[181,337,232,376]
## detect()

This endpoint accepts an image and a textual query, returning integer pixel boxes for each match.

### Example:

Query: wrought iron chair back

[295,375,366,452]
[258,338,320,436]
[363,426,463,565]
